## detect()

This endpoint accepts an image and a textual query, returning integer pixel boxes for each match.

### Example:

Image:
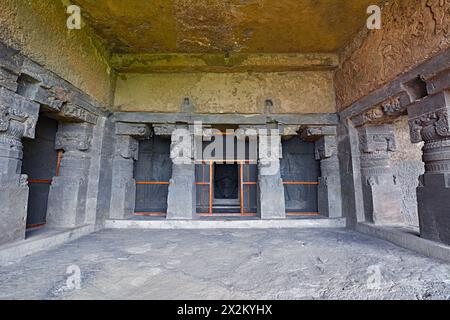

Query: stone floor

[1,228,450,300]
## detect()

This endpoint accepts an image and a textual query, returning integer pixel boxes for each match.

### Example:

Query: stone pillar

[46,122,93,228]
[408,90,450,243]
[166,125,196,219]
[301,126,343,218]
[110,123,150,219]
[258,128,286,219]
[358,124,403,225]
[0,88,39,244]
[316,136,342,218]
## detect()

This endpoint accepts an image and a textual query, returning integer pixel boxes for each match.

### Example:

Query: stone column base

[417,173,450,244]
[110,178,136,219]
[258,174,286,219]
[318,175,342,218]
[166,164,195,220]
[363,175,404,225]
[46,176,88,228]
[0,184,28,244]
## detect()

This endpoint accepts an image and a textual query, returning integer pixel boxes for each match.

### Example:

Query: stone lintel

[113,112,338,126]
[351,92,410,128]
[153,124,177,136]
[115,122,151,139]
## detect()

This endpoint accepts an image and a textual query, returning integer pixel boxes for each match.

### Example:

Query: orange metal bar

[26,223,46,229]
[246,165,250,212]
[136,181,170,185]
[195,182,209,185]
[198,213,257,217]
[134,212,167,217]
[28,179,52,184]
[242,182,257,185]
[55,150,63,177]
[283,181,319,185]
[286,212,320,216]
[239,163,244,215]
[209,161,213,214]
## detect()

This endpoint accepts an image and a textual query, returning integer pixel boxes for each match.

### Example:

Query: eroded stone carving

[56,103,98,124]
[358,124,404,225]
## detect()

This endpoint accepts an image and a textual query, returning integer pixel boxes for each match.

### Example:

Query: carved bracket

[315,136,337,160]
[358,124,396,153]
[116,122,151,139]
[300,125,337,142]
[55,122,93,152]
[0,87,39,139]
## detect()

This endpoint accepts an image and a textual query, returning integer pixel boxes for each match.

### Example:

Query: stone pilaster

[258,128,285,219]
[408,90,450,244]
[0,88,39,244]
[110,123,150,219]
[358,124,403,225]
[166,125,196,219]
[46,122,94,228]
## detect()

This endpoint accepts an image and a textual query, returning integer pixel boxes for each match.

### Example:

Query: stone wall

[390,117,424,227]
[0,0,115,107]
[335,0,450,111]
[114,71,335,114]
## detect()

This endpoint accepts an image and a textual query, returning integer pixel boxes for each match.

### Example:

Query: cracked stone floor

[1,228,450,300]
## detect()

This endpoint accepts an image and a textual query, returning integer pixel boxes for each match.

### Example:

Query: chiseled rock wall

[335,0,450,111]
[0,0,115,107]
[114,71,336,114]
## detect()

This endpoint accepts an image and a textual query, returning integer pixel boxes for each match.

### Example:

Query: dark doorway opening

[22,115,59,228]
[134,135,172,216]
[214,163,238,199]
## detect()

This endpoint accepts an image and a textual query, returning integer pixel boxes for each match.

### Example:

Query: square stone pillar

[316,136,343,218]
[301,126,343,218]
[0,88,39,244]
[166,125,196,219]
[408,90,450,244]
[358,124,404,225]
[46,122,93,228]
[110,123,150,219]
[258,128,286,219]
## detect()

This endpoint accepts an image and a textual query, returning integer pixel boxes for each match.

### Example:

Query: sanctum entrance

[195,160,257,217]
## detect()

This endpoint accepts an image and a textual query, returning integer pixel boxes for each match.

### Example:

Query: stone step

[105,218,346,229]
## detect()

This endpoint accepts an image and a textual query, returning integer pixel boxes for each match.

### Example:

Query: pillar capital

[408,91,450,144]
[315,136,337,160]
[54,122,93,152]
[358,124,397,154]
[300,125,337,141]
[0,87,39,141]
[114,122,150,161]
